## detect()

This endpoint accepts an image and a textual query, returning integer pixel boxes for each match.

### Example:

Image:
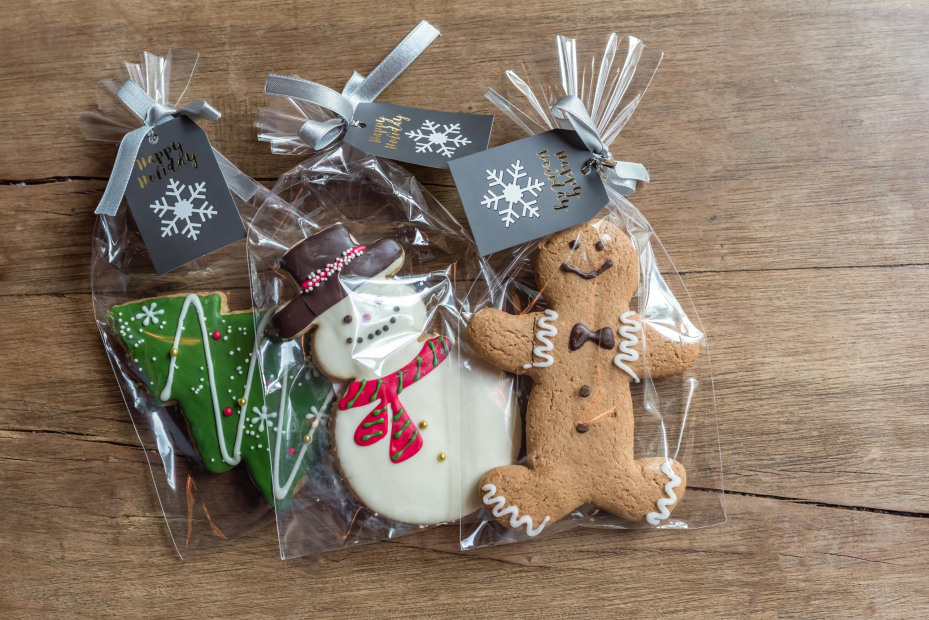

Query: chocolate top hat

[273,224,404,339]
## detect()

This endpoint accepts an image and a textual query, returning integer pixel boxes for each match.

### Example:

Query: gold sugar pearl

[418,420,429,430]
[302,434,312,444]
[169,347,179,357]
[437,452,447,462]
[237,397,247,407]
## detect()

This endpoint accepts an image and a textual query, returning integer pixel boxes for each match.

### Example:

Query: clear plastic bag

[460,33,725,549]
[247,140,521,559]
[82,50,286,557]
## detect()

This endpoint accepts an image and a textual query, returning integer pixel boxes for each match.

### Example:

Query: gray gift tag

[449,129,609,256]
[123,117,246,275]
[343,102,493,169]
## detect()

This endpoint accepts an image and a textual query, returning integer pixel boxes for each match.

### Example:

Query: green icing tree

[110,293,331,506]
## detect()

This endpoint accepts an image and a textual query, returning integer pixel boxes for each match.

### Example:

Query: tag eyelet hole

[353,121,367,128]
[148,133,159,145]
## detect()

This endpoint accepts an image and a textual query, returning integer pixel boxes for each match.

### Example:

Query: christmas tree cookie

[110,293,332,506]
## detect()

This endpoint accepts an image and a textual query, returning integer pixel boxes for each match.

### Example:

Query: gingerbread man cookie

[466,219,699,536]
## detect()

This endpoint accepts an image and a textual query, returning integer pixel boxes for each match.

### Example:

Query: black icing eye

[390,317,396,324]
[568,240,579,250]
[595,240,605,251]
[345,338,352,344]
[343,315,352,324]
[393,306,400,312]
[383,325,389,332]
[368,333,374,340]
[356,337,363,344]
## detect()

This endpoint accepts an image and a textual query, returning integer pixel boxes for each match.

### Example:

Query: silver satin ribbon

[264,20,440,150]
[95,80,254,215]
[551,94,649,197]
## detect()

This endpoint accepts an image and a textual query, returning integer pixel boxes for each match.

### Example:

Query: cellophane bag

[460,33,725,549]
[250,104,520,559]
[81,50,291,557]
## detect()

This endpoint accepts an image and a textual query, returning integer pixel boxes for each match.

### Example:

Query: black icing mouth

[560,260,614,279]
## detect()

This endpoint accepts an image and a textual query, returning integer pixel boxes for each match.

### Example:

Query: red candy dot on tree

[287,447,296,456]
[212,330,221,341]
[223,407,233,417]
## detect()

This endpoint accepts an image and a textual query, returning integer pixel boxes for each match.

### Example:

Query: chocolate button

[579,385,590,397]
[576,422,589,433]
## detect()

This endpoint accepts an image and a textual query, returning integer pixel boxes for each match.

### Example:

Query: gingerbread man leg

[588,457,687,524]
[479,463,583,537]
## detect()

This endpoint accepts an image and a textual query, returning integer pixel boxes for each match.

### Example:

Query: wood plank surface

[2,0,929,617]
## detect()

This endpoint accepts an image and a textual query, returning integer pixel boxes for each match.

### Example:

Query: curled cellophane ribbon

[460,34,725,550]
[84,50,275,557]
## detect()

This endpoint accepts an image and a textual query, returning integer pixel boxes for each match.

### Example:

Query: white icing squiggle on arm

[645,460,683,525]
[523,309,559,369]
[482,484,550,537]
[613,310,642,382]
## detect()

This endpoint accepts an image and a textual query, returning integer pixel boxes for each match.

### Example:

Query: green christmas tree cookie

[110,293,331,506]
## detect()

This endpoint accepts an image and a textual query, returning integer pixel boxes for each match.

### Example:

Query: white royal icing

[159,294,314,500]
[613,310,642,382]
[523,308,559,369]
[319,280,520,524]
[481,483,550,537]
[645,460,683,525]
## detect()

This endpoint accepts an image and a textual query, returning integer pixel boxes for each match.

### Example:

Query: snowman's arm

[639,316,700,379]
[465,308,537,375]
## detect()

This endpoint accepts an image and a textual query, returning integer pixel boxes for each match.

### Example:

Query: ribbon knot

[551,94,649,197]
[94,80,224,216]
[263,20,439,151]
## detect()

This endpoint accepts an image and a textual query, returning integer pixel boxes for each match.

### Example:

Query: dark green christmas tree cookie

[110,293,332,506]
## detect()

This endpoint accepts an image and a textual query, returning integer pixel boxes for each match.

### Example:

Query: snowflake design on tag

[150,178,217,240]
[406,120,471,158]
[481,161,545,227]
[133,302,165,326]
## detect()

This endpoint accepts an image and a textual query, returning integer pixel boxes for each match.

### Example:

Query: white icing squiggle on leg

[481,483,550,537]
[645,460,683,525]
[523,309,559,369]
[613,310,642,382]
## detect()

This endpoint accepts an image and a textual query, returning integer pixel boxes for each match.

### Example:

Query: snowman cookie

[466,219,700,536]
[273,224,519,524]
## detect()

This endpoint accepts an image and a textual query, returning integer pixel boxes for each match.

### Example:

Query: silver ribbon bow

[95,80,256,216]
[551,94,649,197]
[264,20,440,150]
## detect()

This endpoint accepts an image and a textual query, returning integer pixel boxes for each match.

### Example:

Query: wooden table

[3,1,928,616]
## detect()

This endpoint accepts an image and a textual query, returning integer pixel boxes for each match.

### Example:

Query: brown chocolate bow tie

[569,323,616,351]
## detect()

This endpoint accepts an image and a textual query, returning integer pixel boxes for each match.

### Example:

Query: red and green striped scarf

[338,335,451,464]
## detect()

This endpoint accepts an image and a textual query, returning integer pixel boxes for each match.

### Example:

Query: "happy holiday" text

[537,148,581,210]
[368,114,410,151]
[136,141,199,189]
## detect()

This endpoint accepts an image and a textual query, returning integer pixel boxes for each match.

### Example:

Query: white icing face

[311,279,429,381]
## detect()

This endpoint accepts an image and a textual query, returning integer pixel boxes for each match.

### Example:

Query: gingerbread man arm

[641,318,700,379]
[466,308,537,375]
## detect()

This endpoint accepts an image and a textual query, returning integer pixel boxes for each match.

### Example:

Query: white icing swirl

[645,460,683,525]
[523,309,559,369]
[613,310,642,382]
[481,483,550,537]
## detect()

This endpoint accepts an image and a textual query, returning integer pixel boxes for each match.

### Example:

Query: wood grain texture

[2,0,929,617]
